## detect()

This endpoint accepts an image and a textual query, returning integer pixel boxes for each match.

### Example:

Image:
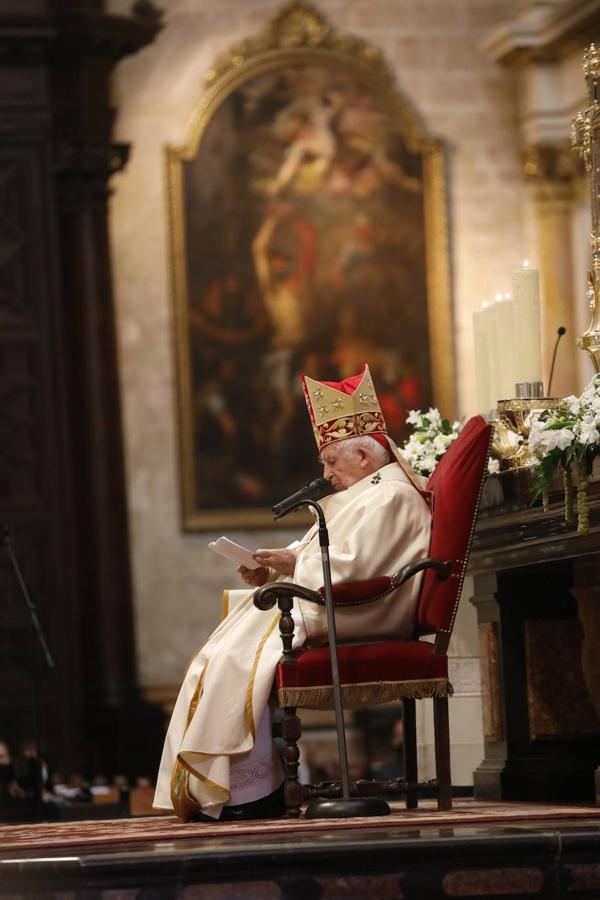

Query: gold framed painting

[168,1,454,530]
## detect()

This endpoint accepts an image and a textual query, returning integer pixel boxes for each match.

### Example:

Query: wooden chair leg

[402,697,418,809]
[433,695,452,811]
[280,706,303,818]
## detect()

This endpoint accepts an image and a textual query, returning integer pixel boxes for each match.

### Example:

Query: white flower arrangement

[487,457,501,475]
[528,373,600,533]
[400,409,463,476]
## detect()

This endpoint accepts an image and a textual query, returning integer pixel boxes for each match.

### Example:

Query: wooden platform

[3,799,600,897]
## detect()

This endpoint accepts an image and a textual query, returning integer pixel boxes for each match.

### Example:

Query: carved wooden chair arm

[253,582,320,656]
[391,556,455,587]
[253,557,454,611]
[253,582,321,611]
[252,557,455,656]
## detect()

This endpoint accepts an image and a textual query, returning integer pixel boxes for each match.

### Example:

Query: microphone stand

[2,524,54,670]
[1,524,54,821]
[547,326,566,397]
[274,499,389,818]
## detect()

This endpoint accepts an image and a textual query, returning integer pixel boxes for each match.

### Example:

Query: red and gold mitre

[301,363,427,492]
[302,363,386,450]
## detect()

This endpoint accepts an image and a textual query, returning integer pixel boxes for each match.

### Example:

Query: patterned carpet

[1,799,600,852]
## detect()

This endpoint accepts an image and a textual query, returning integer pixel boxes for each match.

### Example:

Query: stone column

[523,143,578,397]
[470,572,506,801]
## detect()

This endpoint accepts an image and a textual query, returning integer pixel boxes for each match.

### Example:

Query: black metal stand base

[305,797,390,818]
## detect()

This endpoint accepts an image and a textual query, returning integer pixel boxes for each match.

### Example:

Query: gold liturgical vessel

[495,396,562,469]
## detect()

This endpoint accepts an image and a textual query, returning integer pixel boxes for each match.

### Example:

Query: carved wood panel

[0,138,81,767]
[0,342,44,508]
[0,2,162,780]
[0,146,55,511]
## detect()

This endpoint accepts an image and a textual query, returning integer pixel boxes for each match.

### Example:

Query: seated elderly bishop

[153,363,432,821]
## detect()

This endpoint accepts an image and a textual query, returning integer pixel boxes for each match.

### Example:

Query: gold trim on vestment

[222,589,230,621]
[185,664,207,728]
[171,755,231,822]
[171,659,214,818]
[171,760,200,821]
[178,755,230,796]
[183,658,208,729]
[277,677,453,710]
[171,609,280,820]
[173,661,231,821]
[245,612,280,740]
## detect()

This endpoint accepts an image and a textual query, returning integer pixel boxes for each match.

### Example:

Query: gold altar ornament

[489,417,521,467]
[496,398,564,469]
[572,44,600,372]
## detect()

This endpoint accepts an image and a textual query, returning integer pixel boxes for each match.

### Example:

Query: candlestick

[572,45,600,372]
[511,262,542,388]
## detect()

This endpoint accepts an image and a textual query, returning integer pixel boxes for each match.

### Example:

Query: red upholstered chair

[254,415,493,817]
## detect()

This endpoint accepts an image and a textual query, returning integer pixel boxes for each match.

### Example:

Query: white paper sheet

[208,536,260,569]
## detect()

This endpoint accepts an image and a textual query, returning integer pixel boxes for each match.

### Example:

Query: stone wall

[106,0,528,782]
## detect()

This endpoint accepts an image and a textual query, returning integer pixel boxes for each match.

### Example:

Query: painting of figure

[173,62,437,527]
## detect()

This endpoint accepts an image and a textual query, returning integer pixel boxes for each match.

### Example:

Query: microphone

[272,478,333,520]
[547,326,566,397]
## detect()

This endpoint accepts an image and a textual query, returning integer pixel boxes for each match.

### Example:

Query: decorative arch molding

[167,0,455,529]
[185,0,426,154]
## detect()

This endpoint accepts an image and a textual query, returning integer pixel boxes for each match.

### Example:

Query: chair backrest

[415,415,492,637]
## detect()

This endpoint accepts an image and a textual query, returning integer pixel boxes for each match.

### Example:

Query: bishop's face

[320,443,377,491]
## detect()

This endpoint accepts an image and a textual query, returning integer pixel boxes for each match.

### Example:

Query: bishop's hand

[237,565,269,587]
[252,548,297,577]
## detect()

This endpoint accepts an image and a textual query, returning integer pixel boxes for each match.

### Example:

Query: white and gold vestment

[154,460,431,819]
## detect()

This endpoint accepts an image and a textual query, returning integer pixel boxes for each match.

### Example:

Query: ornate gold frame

[167,0,455,530]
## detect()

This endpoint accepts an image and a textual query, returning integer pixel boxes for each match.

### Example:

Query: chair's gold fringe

[278,678,453,710]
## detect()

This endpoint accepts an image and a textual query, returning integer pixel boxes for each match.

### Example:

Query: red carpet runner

[1,800,600,852]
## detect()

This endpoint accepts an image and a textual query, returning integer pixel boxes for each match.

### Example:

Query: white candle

[473,304,492,413]
[493,294,516,400]
[487,298,503,408]
[512,261,542,387]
